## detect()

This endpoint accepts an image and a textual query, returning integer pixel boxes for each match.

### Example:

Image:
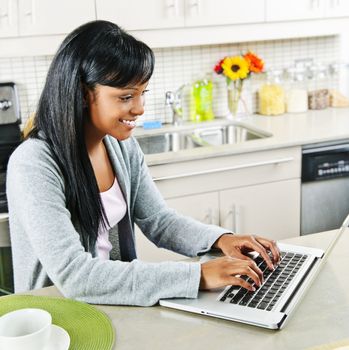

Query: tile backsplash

[0,35,341,127]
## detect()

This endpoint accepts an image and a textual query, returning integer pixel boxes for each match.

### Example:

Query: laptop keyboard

[219,252,308,311]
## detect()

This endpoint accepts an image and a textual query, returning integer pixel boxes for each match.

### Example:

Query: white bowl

[0,308,52,350]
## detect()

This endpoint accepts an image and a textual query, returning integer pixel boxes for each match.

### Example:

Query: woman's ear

[82,85,94,109]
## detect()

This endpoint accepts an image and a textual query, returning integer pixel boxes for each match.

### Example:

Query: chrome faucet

[165,90,182,126]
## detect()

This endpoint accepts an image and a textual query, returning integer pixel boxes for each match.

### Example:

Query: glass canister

[328,63,349,108]
[308,64,330,110]
[258,69,286,116]
[285,67,308,113]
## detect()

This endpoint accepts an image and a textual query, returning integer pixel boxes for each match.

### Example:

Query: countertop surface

[135,108,349,166]
[25,229,349,350]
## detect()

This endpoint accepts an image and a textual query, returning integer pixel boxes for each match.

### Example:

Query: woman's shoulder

[10,137,52,163]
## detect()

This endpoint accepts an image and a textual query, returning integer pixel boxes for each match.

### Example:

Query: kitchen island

[25,228,349,350]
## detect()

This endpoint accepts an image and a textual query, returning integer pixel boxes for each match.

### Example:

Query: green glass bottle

[192,77,214,122]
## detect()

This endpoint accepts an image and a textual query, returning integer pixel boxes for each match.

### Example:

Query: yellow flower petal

[222,56,249,81]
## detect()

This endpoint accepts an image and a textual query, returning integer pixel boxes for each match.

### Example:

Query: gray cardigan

[7,135,227,306]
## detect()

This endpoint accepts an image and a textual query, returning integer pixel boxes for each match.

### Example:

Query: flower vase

[227,84,241,119]
[227,80,252,119]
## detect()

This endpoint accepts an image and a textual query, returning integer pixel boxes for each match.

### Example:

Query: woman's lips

[120,119,137,128]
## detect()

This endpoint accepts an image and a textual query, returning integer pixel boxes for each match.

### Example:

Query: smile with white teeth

[121,119,136,127]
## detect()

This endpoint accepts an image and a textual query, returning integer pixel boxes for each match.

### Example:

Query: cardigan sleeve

[131,139,229,257]
[7,139,202,306]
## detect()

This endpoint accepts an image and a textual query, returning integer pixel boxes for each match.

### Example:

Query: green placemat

[0,295,115,350]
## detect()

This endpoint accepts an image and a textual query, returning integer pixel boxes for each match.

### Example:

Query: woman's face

[86,82,148,141]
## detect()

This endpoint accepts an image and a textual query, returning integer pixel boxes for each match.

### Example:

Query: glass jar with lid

[258,69,285,116]
[308,63,330,110]
[285,66,308,113]
[328,62,349,108]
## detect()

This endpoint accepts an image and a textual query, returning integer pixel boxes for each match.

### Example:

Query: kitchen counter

[22,228,349,350]
[135,108,349,166]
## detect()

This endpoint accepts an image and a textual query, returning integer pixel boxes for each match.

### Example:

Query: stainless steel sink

[136,132,208,155]
[192,124,268,146]
[136,123,270,155]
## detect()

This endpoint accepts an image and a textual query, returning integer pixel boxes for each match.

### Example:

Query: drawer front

[150,147,301,198]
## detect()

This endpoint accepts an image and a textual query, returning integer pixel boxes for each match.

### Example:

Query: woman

[7,20,279,306]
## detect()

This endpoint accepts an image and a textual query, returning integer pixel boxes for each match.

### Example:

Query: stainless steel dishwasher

[301,140,349,235]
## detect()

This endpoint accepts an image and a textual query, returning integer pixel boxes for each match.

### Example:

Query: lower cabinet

[135,192,219,262]
[136,146,302,262]
[219,179,300,240]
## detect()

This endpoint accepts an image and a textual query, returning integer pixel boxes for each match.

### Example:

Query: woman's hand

[213,234,280,270]
[200,256,263,291]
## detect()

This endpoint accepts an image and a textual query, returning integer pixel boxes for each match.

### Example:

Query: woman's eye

[119,95,133,102]
[142,89,149,96]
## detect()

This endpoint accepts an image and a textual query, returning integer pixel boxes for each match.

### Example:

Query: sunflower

[244,51,264,73]
[221,56,249,81]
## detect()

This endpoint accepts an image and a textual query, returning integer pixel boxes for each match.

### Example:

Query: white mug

[0,308,52,350]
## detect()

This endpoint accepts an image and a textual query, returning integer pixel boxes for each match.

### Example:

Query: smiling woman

[6,20,279,306]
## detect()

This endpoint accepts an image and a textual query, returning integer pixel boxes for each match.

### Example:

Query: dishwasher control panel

[302,144,349,182]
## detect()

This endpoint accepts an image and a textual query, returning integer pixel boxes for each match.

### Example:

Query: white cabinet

[219,179,300,240]
[325,0,349,18]
[135,192,219,262]
[96,0,264,31]
[137,146,301,261]
[266,0,325,21]
[266,0,349,22]
[0,0,95,38]
[0,0,18,38]
[183,0,265,27]
[96,0,185,30]
[18,0,95,36]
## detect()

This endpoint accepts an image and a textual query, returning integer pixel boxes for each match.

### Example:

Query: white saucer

[44,324,70,350]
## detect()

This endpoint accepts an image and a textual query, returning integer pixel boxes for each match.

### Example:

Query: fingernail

[251,287,256,292]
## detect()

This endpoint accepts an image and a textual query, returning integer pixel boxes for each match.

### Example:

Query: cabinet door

[18,0,95,36]
[0,0,18,37]
[96,0,185,30]
[184,0,265,27]
[219,179,300,240]
[325,0,349,17]
[266,0,325,21]
[135,191,219,262]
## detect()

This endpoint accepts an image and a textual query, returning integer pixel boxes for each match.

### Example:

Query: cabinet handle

[225,206,236,232]
[235,205,241,234]
[166,0,179,17]
[188,0,201,16]
[25,0,36,24]
[204,208,214,225]
[153,157,294,181]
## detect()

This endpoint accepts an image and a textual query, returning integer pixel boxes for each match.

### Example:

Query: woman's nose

[131,96,145,116]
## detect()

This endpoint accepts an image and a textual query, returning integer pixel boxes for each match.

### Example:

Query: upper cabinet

[266,0,325,21]
[0,0,18,38]
[324,0,349,18]
[18,0,95,36]
[266,0,349,21]
[183,0,265,27]
[1,0,96,38]
[95,0,264,31]
[95,0,185,30]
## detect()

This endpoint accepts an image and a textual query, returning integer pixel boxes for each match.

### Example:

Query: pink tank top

[97,178,127,260]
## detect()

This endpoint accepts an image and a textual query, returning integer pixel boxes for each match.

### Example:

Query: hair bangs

[97,39,154,88]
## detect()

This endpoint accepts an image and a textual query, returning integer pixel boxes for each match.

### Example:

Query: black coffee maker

[0,82,22,213]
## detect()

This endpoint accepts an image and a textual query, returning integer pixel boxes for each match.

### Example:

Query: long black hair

[29,20,154,251]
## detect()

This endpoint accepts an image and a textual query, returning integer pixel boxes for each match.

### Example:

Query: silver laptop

[159,213,349,329]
